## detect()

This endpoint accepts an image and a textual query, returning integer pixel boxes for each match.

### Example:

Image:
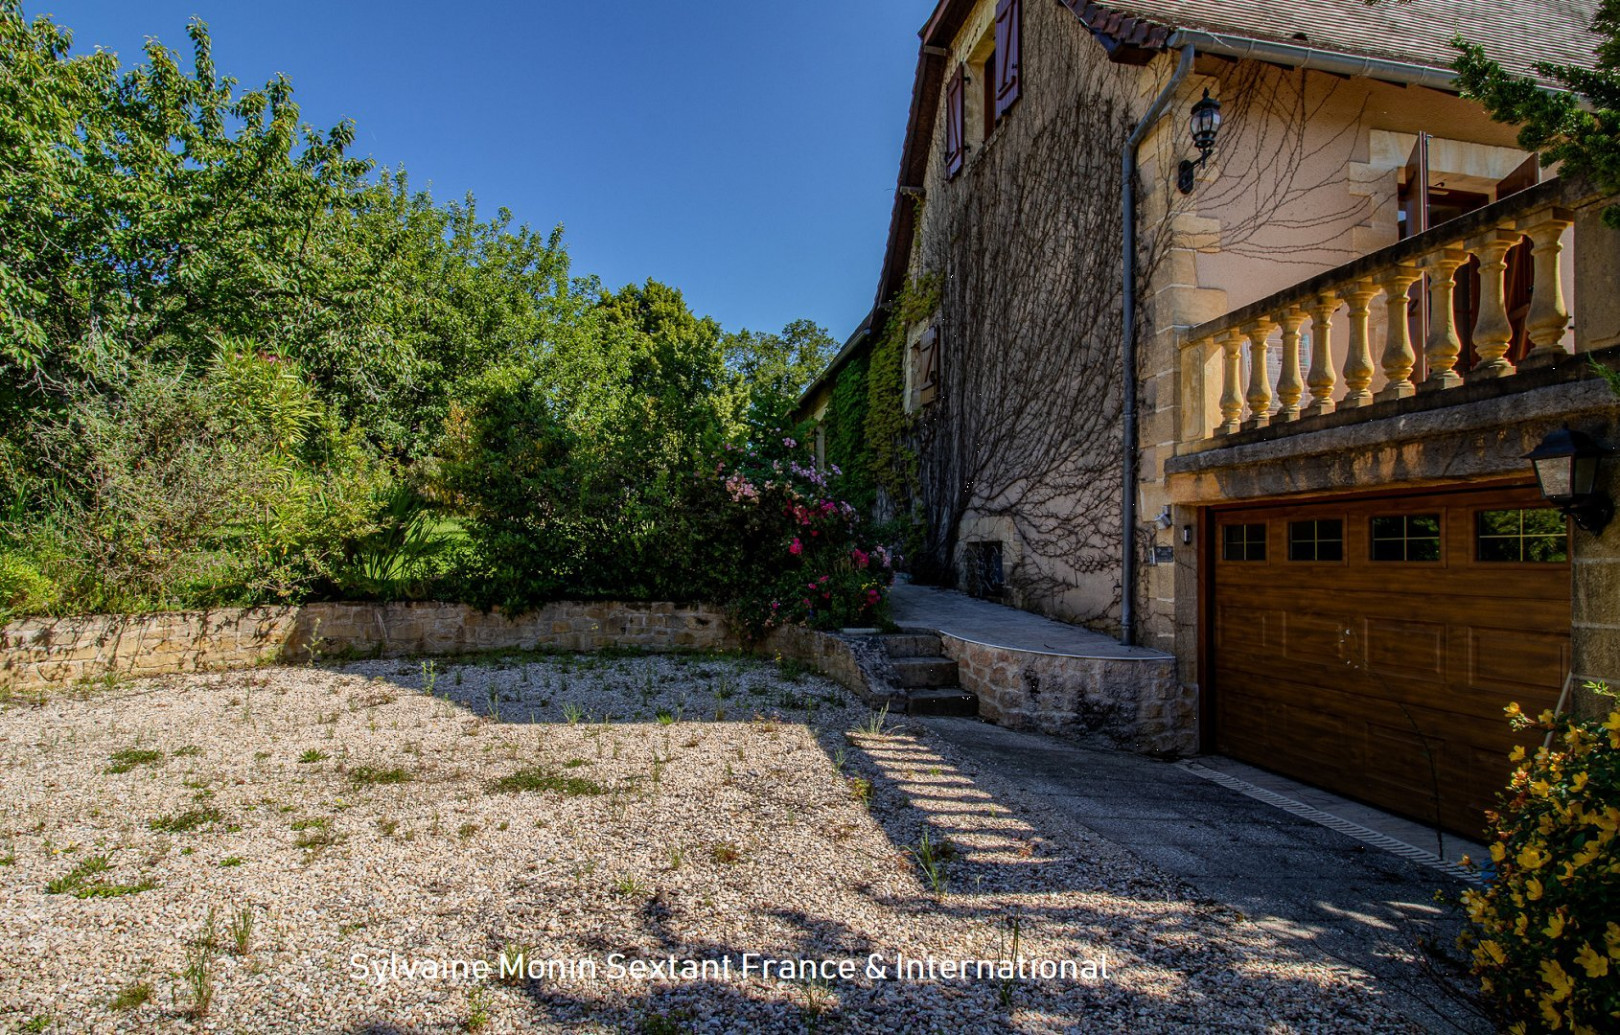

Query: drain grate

[1177,761,1485,887]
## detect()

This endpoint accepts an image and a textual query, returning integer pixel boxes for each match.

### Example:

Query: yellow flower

[1506,702,1524,719]
[1515,914,1530,937]
[1546,913,1567,939]
[1576,942,1609,978]
[1510,745,1527,762]
[1572,772,1589,792]
[1605,923,1620,960]
[1481,939,1507,965]
[1491,842,1507,864]
[1526,877,1544,901]
[1540,958,1573,999]
[1518,844,1549,870]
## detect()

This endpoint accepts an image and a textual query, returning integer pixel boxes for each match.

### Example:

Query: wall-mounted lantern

[1524,427,1612,533]
[1177,89,1222,195]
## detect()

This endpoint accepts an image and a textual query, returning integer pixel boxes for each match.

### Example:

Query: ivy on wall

[823,352,873,510]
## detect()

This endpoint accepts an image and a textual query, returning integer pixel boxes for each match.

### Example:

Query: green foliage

[0,4,841,621]
[825,353,873,510]
[865,275,938,506]
[1453,4,1620,226]
[708,442,893,635]
[1460,686,1620,1033]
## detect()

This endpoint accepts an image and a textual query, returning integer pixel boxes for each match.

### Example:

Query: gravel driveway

[1,653,1422,1032]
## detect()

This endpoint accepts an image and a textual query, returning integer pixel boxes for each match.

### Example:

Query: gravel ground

[0,652,1419,1033]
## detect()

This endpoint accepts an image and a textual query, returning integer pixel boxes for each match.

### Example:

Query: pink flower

[851,548,869,569]
[789,539,803,556]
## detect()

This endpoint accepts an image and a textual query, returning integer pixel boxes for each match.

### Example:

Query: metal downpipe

[1119,44,1194,648]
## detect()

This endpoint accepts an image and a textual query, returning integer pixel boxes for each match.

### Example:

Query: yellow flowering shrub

[1460,683,1620,1034]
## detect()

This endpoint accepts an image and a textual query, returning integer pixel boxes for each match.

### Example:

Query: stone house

[802,0,1620,834]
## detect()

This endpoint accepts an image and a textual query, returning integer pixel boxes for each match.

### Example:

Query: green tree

[1454,3,1620,225]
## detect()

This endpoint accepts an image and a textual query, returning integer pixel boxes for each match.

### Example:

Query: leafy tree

[1454,3,1620,225]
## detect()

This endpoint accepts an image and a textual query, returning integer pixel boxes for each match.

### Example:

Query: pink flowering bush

[701,438,892,637]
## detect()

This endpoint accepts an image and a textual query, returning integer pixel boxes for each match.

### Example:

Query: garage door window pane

[1477,509,1568,563]
[1223,523,1266,561]
[1288,519,1343,561]
[1371,514,1441,562]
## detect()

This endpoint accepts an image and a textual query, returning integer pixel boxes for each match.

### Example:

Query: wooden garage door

[1212,484,1570,838]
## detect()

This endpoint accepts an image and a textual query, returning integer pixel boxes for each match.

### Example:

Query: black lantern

[1524,427,1612,533]
[1178,89,1222,194]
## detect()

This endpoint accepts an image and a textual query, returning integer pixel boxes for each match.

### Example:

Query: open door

[1402,139,1540,374]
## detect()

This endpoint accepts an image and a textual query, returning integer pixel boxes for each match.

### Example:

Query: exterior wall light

[1524,427,1612,533]
[1177,89,1222,194]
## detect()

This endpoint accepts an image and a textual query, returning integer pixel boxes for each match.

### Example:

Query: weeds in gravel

[227,907,255,955]
[497,943,535,986]
[612,873,648,898]
[376,818,399,837]
[562,703,584,725]
[105,748,164,774]
[45,855,154,898]
[667,845,684,870]
[220,856,244,867]
[458,822,479,840]
[908,829,957,896]
[19,1015,50,1034]
[710,843,743,865]
[148,807,222,833]
[349,765,413,786]
[0,853,15,866]
[638,1011,693,1035]
[109,980,152,1011]
[172,745,203,758]
[465,986,491,1031]
[848,776,873,808]
[488,767,605,796]
[421,660,438,696]
[298,749,329,764]
[996,912,1023,1009]
[857,705,890,737]
[178,939,215,1019]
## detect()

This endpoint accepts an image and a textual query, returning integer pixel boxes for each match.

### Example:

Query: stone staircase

[879,631,978,717]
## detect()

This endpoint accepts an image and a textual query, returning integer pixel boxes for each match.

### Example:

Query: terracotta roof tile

[1088,0,1600,83]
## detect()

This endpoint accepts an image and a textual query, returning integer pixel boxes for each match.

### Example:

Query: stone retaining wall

[939,634,1194,755]
[0,601,740,692]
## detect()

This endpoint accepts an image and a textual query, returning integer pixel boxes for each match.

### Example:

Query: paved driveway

[919,716,1492,1034]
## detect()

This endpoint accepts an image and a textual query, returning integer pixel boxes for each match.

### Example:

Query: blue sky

[32,1,929,340]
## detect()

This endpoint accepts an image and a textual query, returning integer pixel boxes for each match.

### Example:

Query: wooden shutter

[994,0,1022,120]
[914,325,940,407]
[945,63,966,178]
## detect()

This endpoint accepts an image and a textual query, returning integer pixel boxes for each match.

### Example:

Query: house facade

[805,0,1620,835]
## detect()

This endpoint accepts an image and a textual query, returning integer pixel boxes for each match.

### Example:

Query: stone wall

[0,601,740,693]
[938,634,1192,755]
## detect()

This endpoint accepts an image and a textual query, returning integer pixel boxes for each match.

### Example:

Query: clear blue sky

[31,1,929,340]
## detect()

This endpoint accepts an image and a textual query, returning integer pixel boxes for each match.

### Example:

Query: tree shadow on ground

[332,653,1487,1033]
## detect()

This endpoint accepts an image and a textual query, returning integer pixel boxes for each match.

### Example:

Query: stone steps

[876,631,978,718]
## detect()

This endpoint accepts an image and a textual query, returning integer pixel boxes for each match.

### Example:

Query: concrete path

[888,582,1170,660]
[918,716,1491,1033]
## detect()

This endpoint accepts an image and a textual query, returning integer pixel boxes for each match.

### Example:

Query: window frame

[1474,507,1570,564]
[1369,513,1443,563]
[1287,518,1346,563]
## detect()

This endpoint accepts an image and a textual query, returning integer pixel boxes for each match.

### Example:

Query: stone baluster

[1375,264,1424,402]
[1341,281,1380,407]
[1218,329,1244,435]
[1303,292,1338,417]
[1522,209,1574,360]
[1469,228,1523,379]
[1420,248,1469,390]
[1243,317,1277,431]
[1274,307,1307,422]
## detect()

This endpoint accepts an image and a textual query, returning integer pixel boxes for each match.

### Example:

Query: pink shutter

[945,64,966,178]
[995,0,1022,119]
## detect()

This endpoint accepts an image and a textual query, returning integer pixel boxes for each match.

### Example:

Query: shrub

[1460,683,1620,1034]
[703,439,893,636]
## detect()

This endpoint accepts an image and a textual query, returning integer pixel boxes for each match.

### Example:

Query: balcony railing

[1177,178,1601,446]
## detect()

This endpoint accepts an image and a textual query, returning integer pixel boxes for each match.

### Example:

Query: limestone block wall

[0,602,740,692]
[939,634,1193,755]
